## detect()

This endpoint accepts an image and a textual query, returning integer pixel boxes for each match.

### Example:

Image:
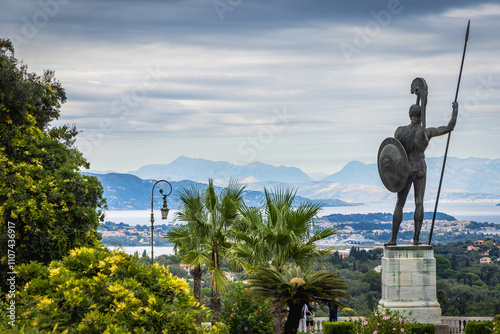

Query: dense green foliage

[322,321,355,334]
[0,247,216,333]
[464,321,493,334]
[320,247,383,315]
[221,282,273,334]
[409,323,436,334]
[0,39,106,293]
[492,319,500,334]
[319,241,500,317]
[434,241,500,316]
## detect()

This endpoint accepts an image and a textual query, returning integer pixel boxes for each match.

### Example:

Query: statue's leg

[385,178,412,246]
[413,171,426,245]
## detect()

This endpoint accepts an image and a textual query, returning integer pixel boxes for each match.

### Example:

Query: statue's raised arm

[426,102,458,140]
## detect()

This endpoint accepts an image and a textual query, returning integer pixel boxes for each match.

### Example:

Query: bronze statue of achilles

[378,77,458,246]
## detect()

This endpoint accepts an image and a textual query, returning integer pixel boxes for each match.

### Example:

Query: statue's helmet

[409,104,421,117]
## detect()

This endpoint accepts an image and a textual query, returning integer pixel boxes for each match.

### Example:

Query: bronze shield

[377,137,410,193]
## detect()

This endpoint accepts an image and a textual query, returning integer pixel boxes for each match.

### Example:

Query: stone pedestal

[378,245,443,325]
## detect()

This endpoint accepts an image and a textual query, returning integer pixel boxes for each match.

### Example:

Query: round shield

[377,137,410,193]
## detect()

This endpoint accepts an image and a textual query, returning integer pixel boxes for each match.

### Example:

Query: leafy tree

[248,264,348,334]
[436,255,452,277]
[451,254,459,270]
[221,282,273,334]
[437,289,447,308]
[362,270,381,293]
[0,39,106,292]
[166,179,245,324]
[490,245,500,258]
[231,187,337,334]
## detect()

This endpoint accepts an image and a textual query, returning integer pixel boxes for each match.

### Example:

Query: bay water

[104,203,500,227]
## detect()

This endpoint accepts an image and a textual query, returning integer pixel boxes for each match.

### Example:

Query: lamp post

[150,180,172,265]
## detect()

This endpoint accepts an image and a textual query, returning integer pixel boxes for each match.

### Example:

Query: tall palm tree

[165,185,209,304]
[166,179,245,324]
[231,187,338,334]
[249,264,349,334]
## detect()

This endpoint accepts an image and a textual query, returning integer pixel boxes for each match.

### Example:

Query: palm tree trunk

[211,248,221,325]
[284,302,304,334]
[272,297,286,334]
[210,286,221,324]
[193,264,202,304]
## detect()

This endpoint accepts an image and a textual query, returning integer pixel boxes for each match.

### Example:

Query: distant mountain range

[128,155,313,183]
[87,156,500,208]
[87,172,357,210]
[322,157,500,195]
[123,155,500,196]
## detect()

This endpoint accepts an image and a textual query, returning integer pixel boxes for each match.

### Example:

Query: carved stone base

[378,245,443,325]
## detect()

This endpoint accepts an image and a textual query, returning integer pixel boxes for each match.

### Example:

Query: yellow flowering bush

[2,247,215,333]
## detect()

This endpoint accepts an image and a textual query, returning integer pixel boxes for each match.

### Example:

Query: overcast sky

[2,0,500,176]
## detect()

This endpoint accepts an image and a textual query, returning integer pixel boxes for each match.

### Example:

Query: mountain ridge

[320,156,500,195]
[90,156,500,198]
[86,172,358,210]
[129,155,313,184]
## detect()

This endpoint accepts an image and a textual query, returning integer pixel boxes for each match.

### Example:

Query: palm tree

[249,264,349,334]
[166,179,245,324]
[231,187,338,334]
[165,185,209,304]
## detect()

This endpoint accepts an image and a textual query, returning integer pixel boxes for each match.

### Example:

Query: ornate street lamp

[150,180,172,265]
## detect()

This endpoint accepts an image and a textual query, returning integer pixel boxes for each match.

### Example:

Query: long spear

[429,20,470,244]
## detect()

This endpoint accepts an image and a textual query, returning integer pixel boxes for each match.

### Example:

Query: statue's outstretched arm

[427,102,458,139]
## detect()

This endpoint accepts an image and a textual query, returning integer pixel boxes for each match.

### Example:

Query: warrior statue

[378,78,458,246]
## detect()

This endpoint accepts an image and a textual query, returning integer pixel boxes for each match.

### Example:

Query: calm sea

[106,245,175,256]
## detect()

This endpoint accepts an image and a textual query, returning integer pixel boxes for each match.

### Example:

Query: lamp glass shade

[160,206,169,220]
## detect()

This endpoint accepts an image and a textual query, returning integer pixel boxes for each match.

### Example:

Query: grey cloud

[1,0,499,174]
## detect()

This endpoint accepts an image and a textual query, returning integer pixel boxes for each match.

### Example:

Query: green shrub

[1,247,210,333]
[409,323,436,334]
[464,321,493,334]
[323,321,355,334]
[221,282,273,334]
[492,320,500,334]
